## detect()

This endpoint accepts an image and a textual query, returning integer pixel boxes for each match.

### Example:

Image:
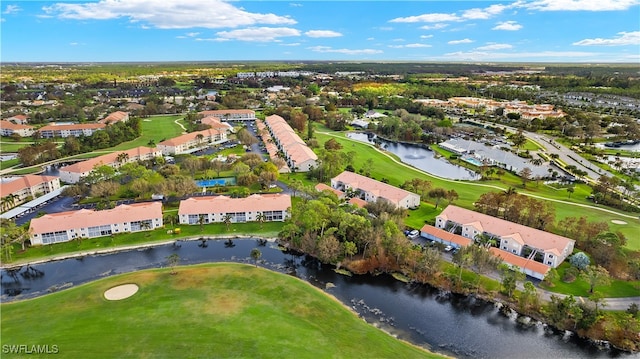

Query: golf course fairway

[1,263,443,358]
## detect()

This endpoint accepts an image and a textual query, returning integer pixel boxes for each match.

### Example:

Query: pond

[1,238,630,359]
[346,132,480,180]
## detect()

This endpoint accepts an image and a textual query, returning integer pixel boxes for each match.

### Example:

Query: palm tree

[116,152,129,165]
[140,220,152,237]
[256,213,267,229]
[250,248,262,267]
[195,133,205,148]
[530,158,543,166]
[567,186,575,199]
[166,253,180,275]
[198,214,206,232]
[223,214,233,231]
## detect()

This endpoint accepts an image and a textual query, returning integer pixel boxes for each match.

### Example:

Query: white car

[444,245,454,252]
[408,230,419,238]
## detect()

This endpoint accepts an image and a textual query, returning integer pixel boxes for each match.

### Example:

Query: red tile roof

[489,247,551,276]
[158,128,222,147]
[348,197,368,208]
[179,194,291,215]
[30,202,162,235]
[59,146,160,174]
[0,175,58,197]
[199,109,255,117]
[38,123,105,132]
[99,111,129,124]
[438,205,574,254]
[0,120,34,131]
[332,171,418,204]
[315,183,345,198]
[419,224,473,247]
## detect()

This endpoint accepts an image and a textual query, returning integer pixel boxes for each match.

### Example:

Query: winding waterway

[1,239,633,359]
[346,132,480,180]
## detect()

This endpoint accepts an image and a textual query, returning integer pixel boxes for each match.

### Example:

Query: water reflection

[0,239,631,359]
[346,132,480,180]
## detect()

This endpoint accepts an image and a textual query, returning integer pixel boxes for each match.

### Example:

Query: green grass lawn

[541,263,640,298]
[0,142,33,152]
[313,130,640,250]
[103,115,185,151]
[0,263,442,359]
[7,222,284,265]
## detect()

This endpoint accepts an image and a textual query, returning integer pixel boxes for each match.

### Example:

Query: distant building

[157,128,227,155]
[38,123,105,138]
[5,114,29,125]
[0,175,61,210]
[264,115,317,172]
[59,146,162,183]
[198,109,256,121]
[330,171,420,209]
[178,194,291,224]
[98,111,130,124]
[29,202,163,245]
[0,120,35,137]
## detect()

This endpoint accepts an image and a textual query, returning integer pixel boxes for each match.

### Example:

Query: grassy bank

[1,263,442,359]
[314,130,640,250]
[6,222,283,265]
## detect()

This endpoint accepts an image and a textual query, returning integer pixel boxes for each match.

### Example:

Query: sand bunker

[611,219,627,225]
[104,284,139,300]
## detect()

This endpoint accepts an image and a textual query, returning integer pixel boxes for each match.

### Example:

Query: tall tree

[250,248,262,267]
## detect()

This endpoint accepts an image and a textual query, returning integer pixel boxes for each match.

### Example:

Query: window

[549,254,553,258]
[188,214,199,225]
[41,231,69,244]
[547,261,552,265]
[263,210,283,221]
[87,225,112,238]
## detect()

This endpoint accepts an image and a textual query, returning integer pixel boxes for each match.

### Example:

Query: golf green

[1,263,443,358]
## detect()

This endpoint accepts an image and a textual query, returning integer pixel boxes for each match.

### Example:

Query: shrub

[569,252,590,271]
[562,266,579,283]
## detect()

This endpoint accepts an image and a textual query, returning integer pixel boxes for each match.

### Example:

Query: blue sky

[1,0,639,62]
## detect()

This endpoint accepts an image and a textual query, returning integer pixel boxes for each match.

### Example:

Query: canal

[1,239,631,359]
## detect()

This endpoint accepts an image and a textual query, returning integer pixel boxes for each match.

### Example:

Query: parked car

[408,229,419,238]
[444,245,454,252]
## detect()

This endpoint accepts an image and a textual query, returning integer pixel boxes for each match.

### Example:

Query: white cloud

[442,50,599,61]
[304,30,342,38]
[523,0,640,11]
[308,46,383,55]
[420,35,433,39]
[573,31,640,46]
[420,23,448,30]
[42,0,297,29]
[390,13,460,23]
[289,3,303,7]
[176,32,199,39]
[492,21,522,31]
[280,42,301,46]
[376,26,394,31]
[214,27,301,42]
[461,4,507,19]
[3,5,21,14]
[475,43,513,50]
[70,42,78,46]
[448,38,474,45]
[389,43,432,48]
[366,37,375,41]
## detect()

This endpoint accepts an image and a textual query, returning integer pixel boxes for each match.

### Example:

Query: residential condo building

[330,171,420,209]
[29,202,163,245]
[178,194,291,225]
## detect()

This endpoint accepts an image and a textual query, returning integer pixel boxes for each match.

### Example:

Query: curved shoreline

[1,235,278,270]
